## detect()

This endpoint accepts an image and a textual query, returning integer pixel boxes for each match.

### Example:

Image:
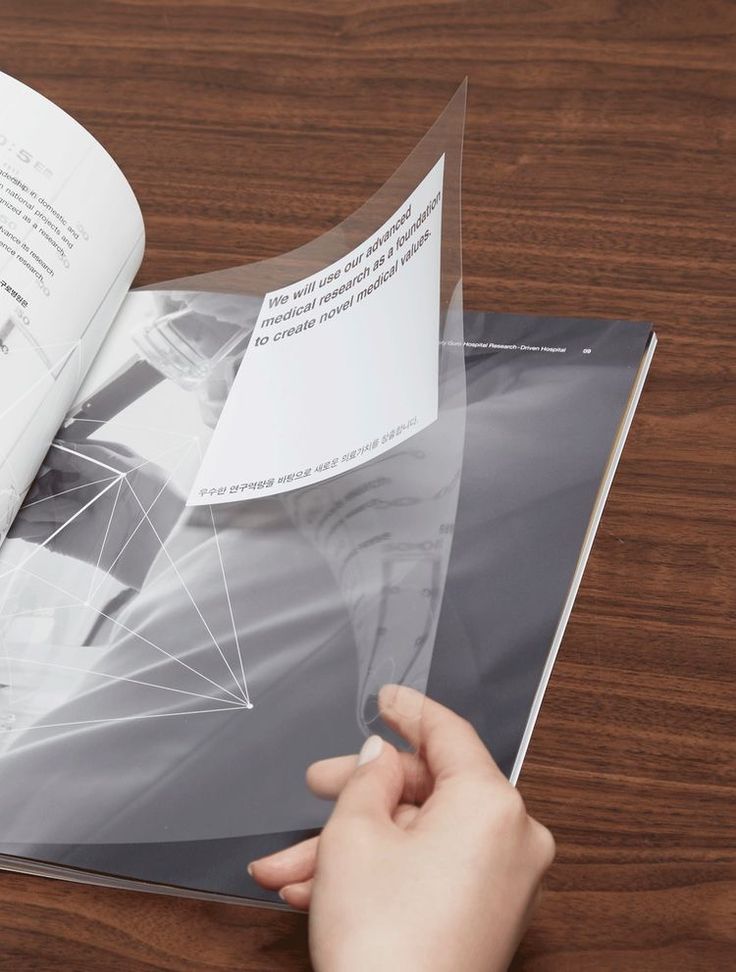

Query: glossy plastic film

[0,85,467,847]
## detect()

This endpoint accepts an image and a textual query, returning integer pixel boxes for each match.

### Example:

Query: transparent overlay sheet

[0,84,467,846]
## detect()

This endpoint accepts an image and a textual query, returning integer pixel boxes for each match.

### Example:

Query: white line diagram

[0,428,252,740]
[0,338,83,546]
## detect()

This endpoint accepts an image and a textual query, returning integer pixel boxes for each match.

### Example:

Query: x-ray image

[0,287,466,847]
[0,299,652,904]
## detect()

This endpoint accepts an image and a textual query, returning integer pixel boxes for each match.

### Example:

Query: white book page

[0,72,144,543]
[188,155,445,505]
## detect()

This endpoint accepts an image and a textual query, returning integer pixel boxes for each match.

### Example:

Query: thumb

[330,735,404,825]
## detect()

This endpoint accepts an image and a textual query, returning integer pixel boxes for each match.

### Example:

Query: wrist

[313,939,449,972]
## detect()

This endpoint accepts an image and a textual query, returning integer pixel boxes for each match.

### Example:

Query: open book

[0,73,655,905]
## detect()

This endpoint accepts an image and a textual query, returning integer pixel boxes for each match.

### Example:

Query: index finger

[378,684,507,786]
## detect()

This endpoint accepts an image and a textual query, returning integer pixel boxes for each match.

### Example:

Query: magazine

[0,71,655,905]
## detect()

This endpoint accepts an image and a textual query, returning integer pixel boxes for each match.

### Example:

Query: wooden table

[2,1,734,968]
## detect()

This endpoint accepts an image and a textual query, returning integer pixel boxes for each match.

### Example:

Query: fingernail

[357,734,383,767]
[278,888,288,902]
[247,863,254,878]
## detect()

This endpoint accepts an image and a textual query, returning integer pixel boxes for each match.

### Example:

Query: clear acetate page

[0,85,467,848]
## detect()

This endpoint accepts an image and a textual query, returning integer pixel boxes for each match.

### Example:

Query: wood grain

[1,1,735,968]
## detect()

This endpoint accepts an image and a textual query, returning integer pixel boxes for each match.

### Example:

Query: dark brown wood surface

[1,1,734,968]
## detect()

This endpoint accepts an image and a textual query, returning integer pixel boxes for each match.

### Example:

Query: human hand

[249,685,555,972]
